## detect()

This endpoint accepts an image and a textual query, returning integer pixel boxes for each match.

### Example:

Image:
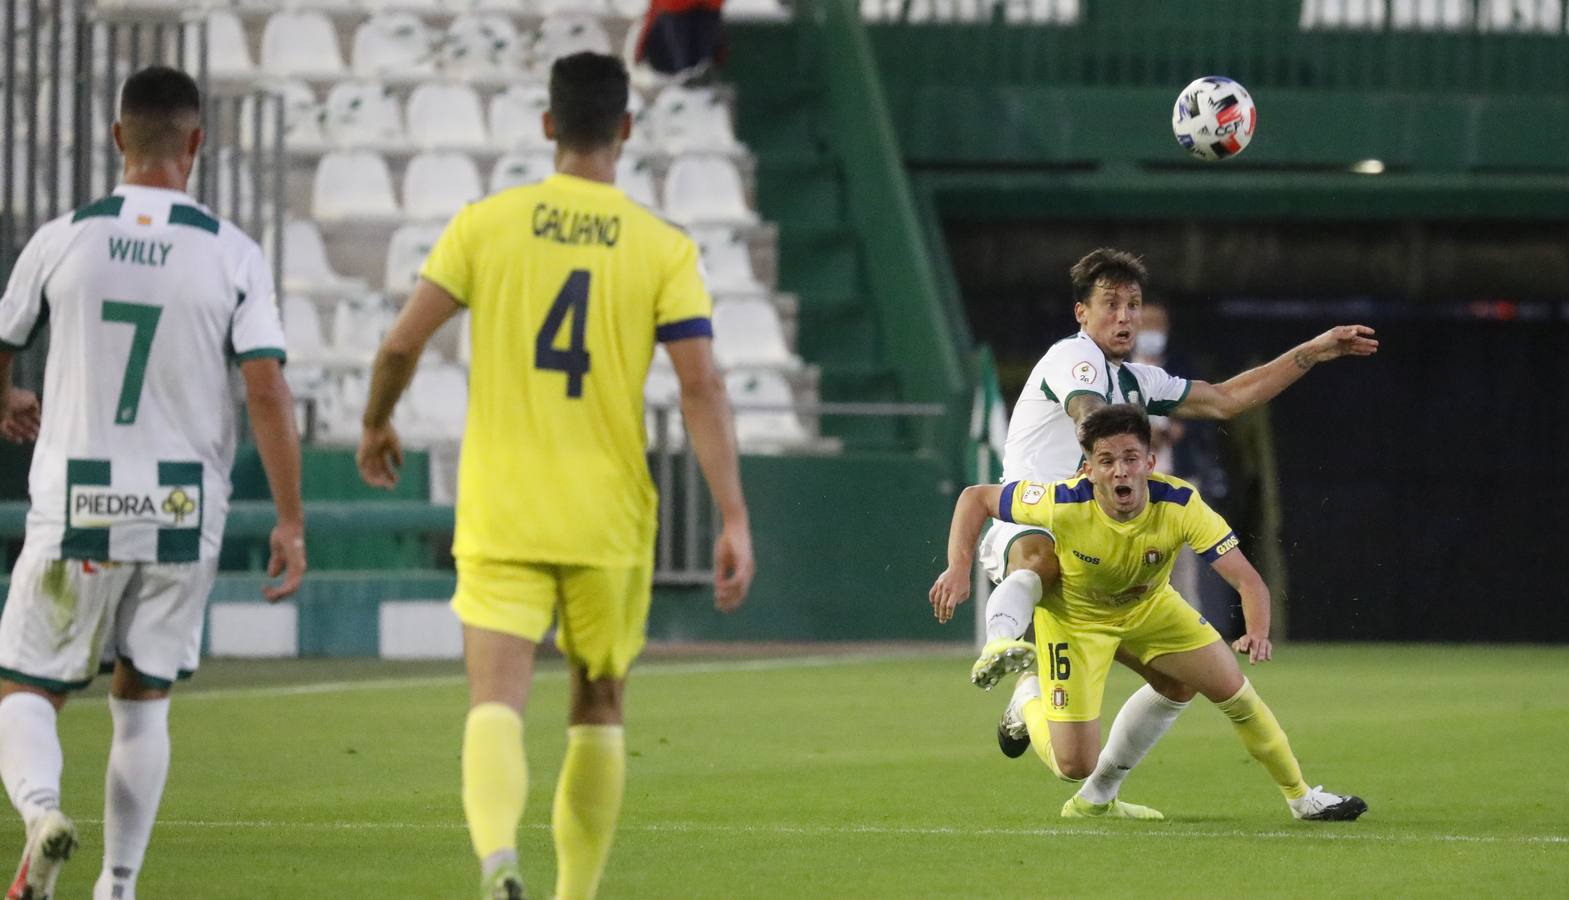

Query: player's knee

[0,680,67,712]
[1011,544,1059,583]
[569,670,625,725]
[1053,754,1095,782]
[1144,670,1198,704]
[109,661,171,702]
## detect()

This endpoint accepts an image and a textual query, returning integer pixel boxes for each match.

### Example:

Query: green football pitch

[4,644,1565,898]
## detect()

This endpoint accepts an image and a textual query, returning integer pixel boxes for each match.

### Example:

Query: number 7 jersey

[0,185,286,562]
[421,173,713,568]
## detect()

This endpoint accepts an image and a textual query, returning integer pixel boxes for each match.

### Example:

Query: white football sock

[0,691,63,831]
[1076,684,1189,805]
[985,569,1041,642]
[93,696,171,900]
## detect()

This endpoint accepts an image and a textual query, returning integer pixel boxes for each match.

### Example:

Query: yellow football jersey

[1000,472,1238,621]
[422,173,713,567]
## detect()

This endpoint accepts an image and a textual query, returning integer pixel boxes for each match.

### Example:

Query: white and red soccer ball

[1172,76,1257,161]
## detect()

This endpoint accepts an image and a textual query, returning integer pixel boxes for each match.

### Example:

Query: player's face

[1074,280,1143,361]
[1085,432,1156,518]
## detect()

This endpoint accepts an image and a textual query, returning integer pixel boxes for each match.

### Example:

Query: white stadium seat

[353,13,439,81]
[193,10,255,80]
[662,155,756,226]
[314,369,370,443]
[403,152,484,220]
[643,367,685,448]
[530,15,612,76]
[490,152,554,194]
[713,298,798,370]
[690,226,764,294]
[283,220,367,297]
[312,151,401,221]
[404,364,468,441]
[489,83,552,150]
[724,0,791,20]
[260,11,345,79]
[406,83,489,150]
[625,89,656,153]
[322,81,405,148]
[537,0,610,16]
[652,87,741,154]
[725,370,810,450]
[282,295,327,362]
[241,80,327,152]
[331,293,399,363]
[615,155,660,209]
[385,223,446,293]
[445,14,525,79]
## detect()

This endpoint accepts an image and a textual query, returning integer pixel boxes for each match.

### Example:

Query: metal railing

[2,1,287,376]
[645,400,948,585]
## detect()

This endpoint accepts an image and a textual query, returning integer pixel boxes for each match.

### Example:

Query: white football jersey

[1001,331,1191,483]
[0,185,286,562]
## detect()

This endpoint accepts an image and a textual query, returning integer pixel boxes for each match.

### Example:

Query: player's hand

[929,565,971,624]
[1232,632,1273,664]
[712,518,754,613]
[263,521,306,603]
[0,388,40,443]
[356,422,403,489]
[1307,325,1378,363]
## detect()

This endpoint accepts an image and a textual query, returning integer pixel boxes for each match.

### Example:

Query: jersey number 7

[102,300,163,425]
[535,269,591,398]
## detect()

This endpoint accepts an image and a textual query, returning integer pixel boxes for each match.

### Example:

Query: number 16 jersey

[421,173,713,568]
[0,185,286,563]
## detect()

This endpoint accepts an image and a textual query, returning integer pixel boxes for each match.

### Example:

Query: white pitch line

[71,817,1569,847]
[159,651,943,703]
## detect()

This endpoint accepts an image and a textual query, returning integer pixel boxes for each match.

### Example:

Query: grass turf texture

[2,645,1565,898]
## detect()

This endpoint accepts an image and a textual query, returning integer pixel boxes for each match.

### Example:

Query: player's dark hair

[118,66,201,159]
[549,52,629,152]
[1070,248,1148,304]
[1077,404,1152,454]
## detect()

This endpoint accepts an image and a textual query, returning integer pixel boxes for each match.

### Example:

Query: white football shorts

[978,519,1056,585]
[0,546,217,692]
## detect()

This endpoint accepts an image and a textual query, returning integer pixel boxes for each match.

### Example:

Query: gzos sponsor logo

[1211,534,1240,557]
[69,485,200,528]
[1072,549,1101,565]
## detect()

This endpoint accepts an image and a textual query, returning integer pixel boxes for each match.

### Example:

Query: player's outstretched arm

[241,357,306,603]
[930,484,1004,624]
[666,336,755,613]
[357,278,462,489]
[1175,324,1379,420]
[1210,549,1273,663]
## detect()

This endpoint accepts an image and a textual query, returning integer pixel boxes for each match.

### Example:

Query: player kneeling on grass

[930,405,1366,822]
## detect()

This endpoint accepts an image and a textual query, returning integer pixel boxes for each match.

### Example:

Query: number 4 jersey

[0,185,286,563]
[421,173,713,568]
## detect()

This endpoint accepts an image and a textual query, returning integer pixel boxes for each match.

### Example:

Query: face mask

[1135,329,1167,358]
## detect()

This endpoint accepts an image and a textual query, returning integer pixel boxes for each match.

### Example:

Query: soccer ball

[1171,76,1257,161]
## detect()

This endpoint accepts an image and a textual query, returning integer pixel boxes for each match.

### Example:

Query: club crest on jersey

[1072,361,1097,384]
[1021,484,1046,505]
[162,489,197,526]
[1050,684,1069,710]
[1143,548,1163,566]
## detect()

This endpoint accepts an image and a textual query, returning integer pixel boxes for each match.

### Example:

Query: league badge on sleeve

[1022,484,1046,505]
[1073,361,1097,384]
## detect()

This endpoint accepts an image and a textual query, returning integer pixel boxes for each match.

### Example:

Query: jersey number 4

[535,269,591,398]
[102,300,163,425]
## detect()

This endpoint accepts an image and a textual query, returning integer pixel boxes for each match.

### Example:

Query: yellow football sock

[553,724,626,900]
[462,703,527,862]
[1022,697,1081,783]
[1215,679,1309,801]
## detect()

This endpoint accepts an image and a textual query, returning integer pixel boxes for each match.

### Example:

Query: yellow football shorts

[451,557,653,680]
[1033,586,1221,722]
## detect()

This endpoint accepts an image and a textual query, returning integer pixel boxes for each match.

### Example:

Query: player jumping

[0,67,305,900]
[959,248,1376,817]
[932,405,1366,822]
